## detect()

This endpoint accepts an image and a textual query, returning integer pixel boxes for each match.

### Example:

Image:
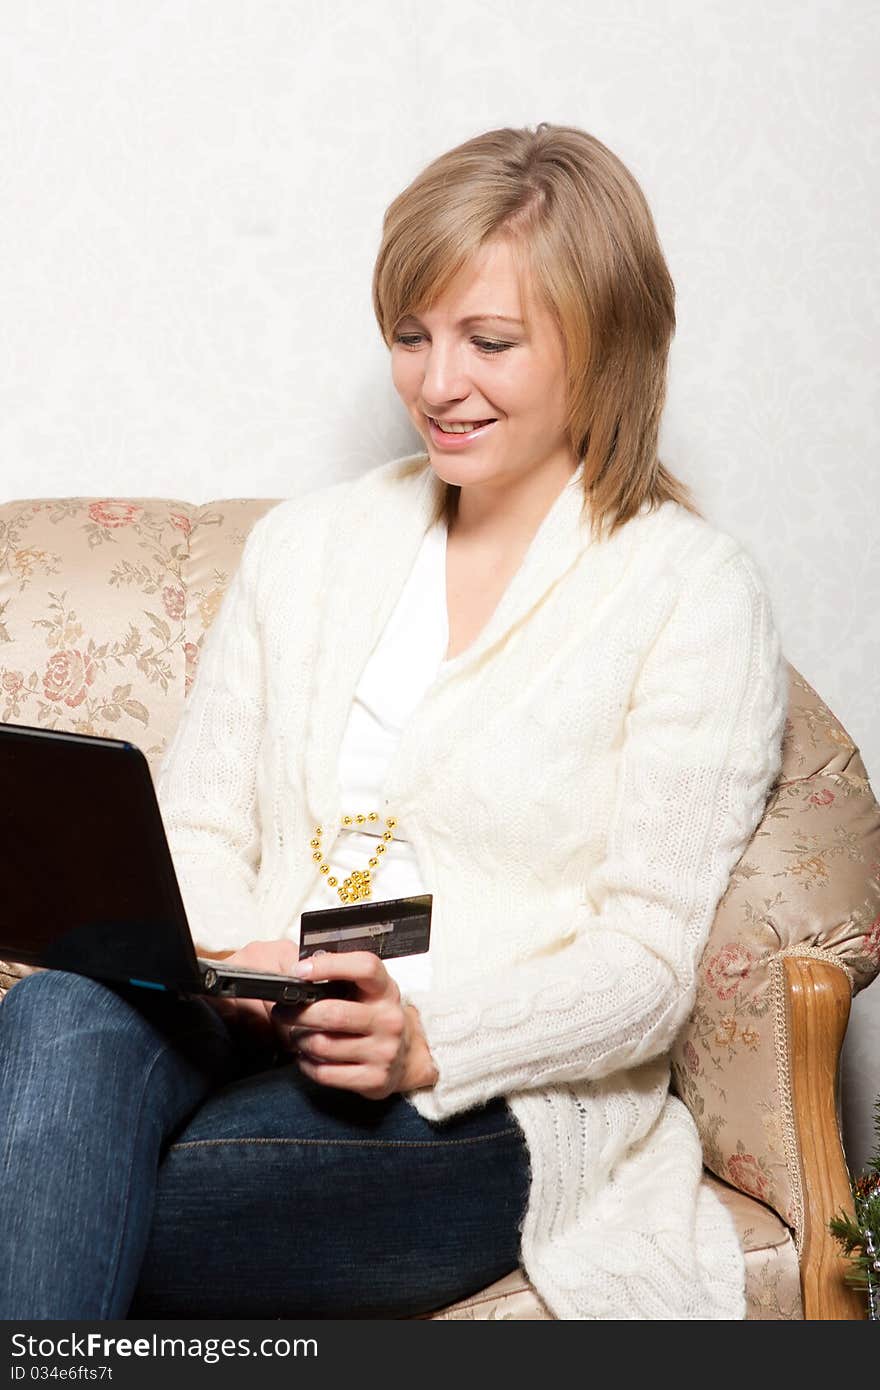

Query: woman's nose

[419,339,470,408]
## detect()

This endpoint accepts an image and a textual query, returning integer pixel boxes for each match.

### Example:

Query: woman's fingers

[292,949,396,1001]
[289,1031,396,1065]
[223,938,300,976]
[213,944,418,1099]
[271,995,384,1036]
[294,1057,401,1101]
[204,991,274,1041]
[203,938,299,1043]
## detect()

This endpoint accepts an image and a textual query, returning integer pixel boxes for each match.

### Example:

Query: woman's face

[390,238,577,502]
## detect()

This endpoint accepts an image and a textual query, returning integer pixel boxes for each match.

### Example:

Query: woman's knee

[0,970,220,1074]
[0,970,238,1137]
[0,969,118,1035]
[0,972,161,1090]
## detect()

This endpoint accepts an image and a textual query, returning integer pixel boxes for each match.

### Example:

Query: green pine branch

[828,1094,880,1302]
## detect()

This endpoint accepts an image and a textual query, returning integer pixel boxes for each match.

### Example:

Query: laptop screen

[0,723,203,992]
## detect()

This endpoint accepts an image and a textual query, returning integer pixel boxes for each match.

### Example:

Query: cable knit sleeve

[154,515,272,954]
[405,545,788,1122]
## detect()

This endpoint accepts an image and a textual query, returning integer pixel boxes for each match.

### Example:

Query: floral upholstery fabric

[2,495,879,1320]
[0,498,277,772]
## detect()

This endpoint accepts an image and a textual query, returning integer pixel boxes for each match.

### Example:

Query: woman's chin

[426,455,480,489]
[423,442,494,479]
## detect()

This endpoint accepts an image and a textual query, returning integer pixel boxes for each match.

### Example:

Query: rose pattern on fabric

[727,1151,771,1204]
[87,501,142,529]
[162,585,186,621]
[42,648,96,707]
[0,498,275,759]
[683,1039,700,1076]
[705,943,756,1001]
[809,788,835,807]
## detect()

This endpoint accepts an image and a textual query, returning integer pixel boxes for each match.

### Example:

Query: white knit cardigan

[156,452,788,1320]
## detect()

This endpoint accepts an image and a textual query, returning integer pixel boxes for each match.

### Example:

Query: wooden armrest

[784,955,865,1320]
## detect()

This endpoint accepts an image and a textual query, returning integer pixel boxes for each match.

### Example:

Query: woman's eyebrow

[399,313,525,327]
[460,314,524,326]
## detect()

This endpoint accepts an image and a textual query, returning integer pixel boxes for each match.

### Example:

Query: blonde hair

[372,123,703,540]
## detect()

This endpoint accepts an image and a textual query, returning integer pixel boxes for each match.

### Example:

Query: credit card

[298,893,432,961]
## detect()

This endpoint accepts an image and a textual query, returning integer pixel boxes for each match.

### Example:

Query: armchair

[1,494,878,1320]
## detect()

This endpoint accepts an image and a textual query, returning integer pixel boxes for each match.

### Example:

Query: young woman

[0,123,787,1320]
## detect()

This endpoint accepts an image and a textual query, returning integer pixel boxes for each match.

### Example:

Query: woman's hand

[272,951,439,1102]
[201,938,300,1049]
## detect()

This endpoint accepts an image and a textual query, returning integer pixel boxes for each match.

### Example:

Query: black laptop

[0,722,354,1004]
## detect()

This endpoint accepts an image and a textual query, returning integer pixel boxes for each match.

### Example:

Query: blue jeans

[0,970,530,1319]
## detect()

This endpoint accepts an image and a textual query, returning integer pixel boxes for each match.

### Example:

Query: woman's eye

[473,338,511,354]
[392,333,512,355]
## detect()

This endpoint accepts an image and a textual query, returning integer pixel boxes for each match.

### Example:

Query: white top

[298,517,449,993]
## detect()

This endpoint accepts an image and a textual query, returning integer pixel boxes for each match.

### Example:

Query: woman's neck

[448,452,581,552]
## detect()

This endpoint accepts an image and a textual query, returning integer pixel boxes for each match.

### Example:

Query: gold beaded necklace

[310,811,398,905]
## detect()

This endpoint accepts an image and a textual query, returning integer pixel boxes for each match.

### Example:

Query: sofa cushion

[0,497,278,774]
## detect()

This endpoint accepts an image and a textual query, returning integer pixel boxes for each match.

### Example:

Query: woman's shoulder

[245,452,430,558]
[626,496,764,587]
[250,455,428,542]
[618,503,782,670]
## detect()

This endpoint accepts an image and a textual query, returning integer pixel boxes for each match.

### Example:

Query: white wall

[2,0,878,1171]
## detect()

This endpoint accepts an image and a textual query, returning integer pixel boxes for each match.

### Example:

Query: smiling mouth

[427,416,498,435]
